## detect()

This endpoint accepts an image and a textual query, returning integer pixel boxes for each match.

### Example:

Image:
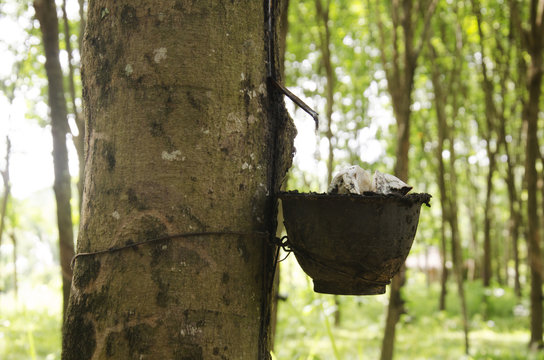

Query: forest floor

[274,256,544,360]
[0,258,542,360]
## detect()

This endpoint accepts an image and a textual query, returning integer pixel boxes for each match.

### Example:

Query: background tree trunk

[429,44,449,311]
[315,0,335,188]
[315,0,342,326]
[525,50,543,347]
[61,0,85,213]
[375,1,437,358]
[473,1,499,288]
[62,1,294,359]
[34,0,75,318]
[429,12,470,349]
[511,0,544,348]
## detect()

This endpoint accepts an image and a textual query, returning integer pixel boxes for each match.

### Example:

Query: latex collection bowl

[278,191,431,295]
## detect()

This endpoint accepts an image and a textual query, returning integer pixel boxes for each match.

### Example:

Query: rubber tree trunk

[34,0,75,317]
[62,1,294,359]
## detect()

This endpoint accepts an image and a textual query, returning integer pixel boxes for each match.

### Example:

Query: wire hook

[266,0,319,129]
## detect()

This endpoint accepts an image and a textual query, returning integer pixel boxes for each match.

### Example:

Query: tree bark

[62,1,294,359]
[34,0,75,318]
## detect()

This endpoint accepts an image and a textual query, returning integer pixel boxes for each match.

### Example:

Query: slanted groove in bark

[63,1,294,359]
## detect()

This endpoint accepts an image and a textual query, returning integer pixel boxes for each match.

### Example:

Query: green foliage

[275,264,543,359]
[0,285,62,360]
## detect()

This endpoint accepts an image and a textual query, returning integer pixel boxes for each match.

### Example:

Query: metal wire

[70,230,269,269]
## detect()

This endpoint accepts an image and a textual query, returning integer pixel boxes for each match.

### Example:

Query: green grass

[0,283,62,360]
[274,256,544,359]
[1,256,543,360]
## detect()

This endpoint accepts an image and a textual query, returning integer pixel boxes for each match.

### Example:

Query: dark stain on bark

[173,344,203,360]
[221,294,231,306]
[127,188,148,210]
[97,61,112,105]
[149,119,166,137]
[186,91,202,111]
[240,75,252,115]
[114,42,125,69]
[173,0,205,15]
[152,271,170,308]
[104,323,155,358]
[125,324,154,356]
[73,257,101,289]
[221,272,230,284]
[62,296,98,360]
[185,90,210,113]
[88,35,107,56]
[165,92,175,117]
[62,309,96,360]
[179,205,206,230]
[236,238,250,263]
[101,140,116,172]
[140,215,168,242]
[120,5,139,30]
[173,1,184,11]
[150,239,172,267]
[149,119,175,151]
[86,34,112,106]
[105,333,115,357]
